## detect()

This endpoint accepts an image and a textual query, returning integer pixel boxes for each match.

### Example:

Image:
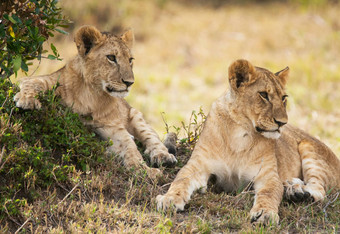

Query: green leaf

[47,54,57,60]
[21,61,28,72]
[25,19,33,26]
[13,55,22,73]
[51,43,57,55]
[12,15,22,24]
[59,24,70,28]
[0,24,5,37]
[55,28,68,35]
[3,14,9,21]
[8,15,17,24]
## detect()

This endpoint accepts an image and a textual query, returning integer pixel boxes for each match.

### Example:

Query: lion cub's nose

[274,118,287,127]
[123,80,134,87]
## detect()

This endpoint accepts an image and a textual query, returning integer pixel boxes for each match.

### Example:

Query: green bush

[0,79,108,219]
[0,0,69,78]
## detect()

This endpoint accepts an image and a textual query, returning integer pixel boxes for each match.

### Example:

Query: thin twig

[4,203,21,227]
[160,182,172,188]
[161,112,169,133]
[14,182,80,233]
[7,107,15,126]
[14,217,32,234]
[58,182,80,205]
[0,146,4,165]
[29,55,42,77]
[1,96,8,108]
[239,157,264,196]
[322,192,339,220]
[303,199,320,210]
[0,146,10,171]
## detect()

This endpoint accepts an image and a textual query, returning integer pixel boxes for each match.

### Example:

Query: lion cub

[14,25,177,178]
[157,59,340,225]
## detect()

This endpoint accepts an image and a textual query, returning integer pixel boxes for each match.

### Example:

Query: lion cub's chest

[228,126,253,153]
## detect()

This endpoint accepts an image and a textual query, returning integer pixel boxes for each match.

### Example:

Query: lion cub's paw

[14,92,41,110]
[156,194,186,212]
[144,166,162,180]
[150,150,177,168]
[164,132,177,156]
[250,208,279,226]
[303,184,325,202]
[284,178,311,202]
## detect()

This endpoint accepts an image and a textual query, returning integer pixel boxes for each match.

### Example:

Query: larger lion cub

[157,59,340,225]
[14,25,177,177]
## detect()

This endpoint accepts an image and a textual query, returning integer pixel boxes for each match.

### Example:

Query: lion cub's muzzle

[103,81,133,98]
[255,119,287,140]
[255,118,287,134]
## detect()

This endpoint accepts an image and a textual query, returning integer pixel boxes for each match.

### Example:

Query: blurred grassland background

[17,0,340,155]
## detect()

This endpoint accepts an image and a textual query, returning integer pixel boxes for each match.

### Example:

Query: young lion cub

[14,25,177,177]
[157,59,340,225]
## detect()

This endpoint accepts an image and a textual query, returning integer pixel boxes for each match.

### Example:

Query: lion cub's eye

[129,57,134,65]
[259,92,269,101]
[107,55,117,63]
[282,95,288,104]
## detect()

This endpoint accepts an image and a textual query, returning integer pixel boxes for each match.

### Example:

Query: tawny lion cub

[14,25,177,177]
[157,59,340,225]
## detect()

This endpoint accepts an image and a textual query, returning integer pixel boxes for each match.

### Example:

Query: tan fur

[14,25,177,178]
[157,59,340,225]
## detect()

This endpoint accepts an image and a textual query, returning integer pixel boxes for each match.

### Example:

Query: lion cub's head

[74,25,135,98]
[227,59,289,139]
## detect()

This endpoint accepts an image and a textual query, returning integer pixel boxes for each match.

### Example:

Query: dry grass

[8,0,340,232]
[3,140,339,233]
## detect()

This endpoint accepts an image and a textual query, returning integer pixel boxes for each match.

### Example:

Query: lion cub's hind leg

[285,139,339,202]
[297,140,331,201]
[285,142,328,202]
[284,140,340,201]
[285,140,339,202]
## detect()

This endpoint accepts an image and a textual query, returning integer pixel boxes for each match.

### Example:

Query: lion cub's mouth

[104,86,130,98]
[102,81,130,98]
[255,126,281,139]
[105,86,128,93]
[255,126,280,133]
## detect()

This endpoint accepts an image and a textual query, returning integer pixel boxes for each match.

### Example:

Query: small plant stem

[14,217,31,234]
[58,182,80,205]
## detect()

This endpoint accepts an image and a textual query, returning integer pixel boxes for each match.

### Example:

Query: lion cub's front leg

[156,147,211,211]
[95,123,161,179]
[14,74,60,110]
[249,158,283,225]
[129,108,177,167]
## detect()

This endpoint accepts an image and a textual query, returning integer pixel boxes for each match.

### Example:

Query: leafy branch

[0,0,69,80]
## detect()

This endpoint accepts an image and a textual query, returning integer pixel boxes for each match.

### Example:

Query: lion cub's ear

[121,29,134,49]
[274,67,289,86]
[74,25,104,57]
[228,59,256,91]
